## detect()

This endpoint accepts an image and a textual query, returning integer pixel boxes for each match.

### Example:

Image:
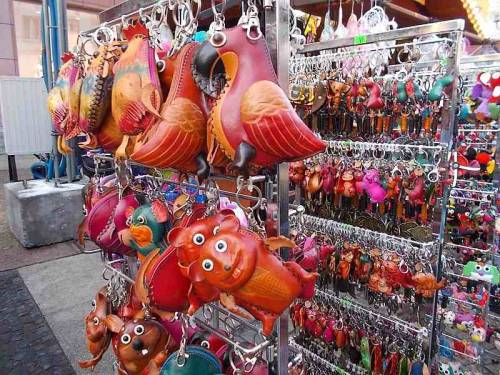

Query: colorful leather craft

[185,214,317,335]
[112,22,162,158]
[47,52,74,151]
[79,43,123,149]
[105,315,174,375]
[193,26,326,172]
[155,346,222,375]
[168,210,234,314]
[133,204,206,313]
[83,187,141,256]
[66,53,85,144]
[132,42,209,180]
[79,288,112,369]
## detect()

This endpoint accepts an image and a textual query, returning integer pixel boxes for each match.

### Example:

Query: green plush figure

[360,336,371,371]
[438,363,454,375]
[428,75,453,102]
[463,261,499,285]
[125,200,171,258]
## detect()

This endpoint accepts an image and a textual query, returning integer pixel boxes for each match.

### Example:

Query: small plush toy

[439,363,454,375]
[462,261,500,284]
[443,310,456,326]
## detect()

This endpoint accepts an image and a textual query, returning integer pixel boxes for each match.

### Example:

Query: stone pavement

[0,155,114,374]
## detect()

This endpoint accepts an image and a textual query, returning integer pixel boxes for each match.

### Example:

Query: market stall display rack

[288,18,465,372]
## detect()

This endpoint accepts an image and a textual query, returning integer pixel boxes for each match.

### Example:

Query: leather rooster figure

[79,288,112,369]
[47,53,76,154]
[193,26,326,173]
[171,213,318,336]
[132,42,209,181]
[79,43,123,149]
[112,21,162,158]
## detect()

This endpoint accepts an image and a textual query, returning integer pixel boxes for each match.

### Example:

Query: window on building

[13,1,99,78]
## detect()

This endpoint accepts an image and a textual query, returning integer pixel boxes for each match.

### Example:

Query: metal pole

[54,0,76,182]
[273,0,290,372]
[428,28,463,363]
[42,0,60,185]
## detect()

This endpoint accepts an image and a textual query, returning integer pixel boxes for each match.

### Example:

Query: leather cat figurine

[112,22,162,158]
[79,288,112,369]
[193,26,326,172]
[132,42,209,181]
[105,315,175,375]
[133,204,207,313]
[79,43,123,149]
[185,214,318,335]
[47,52,74,154]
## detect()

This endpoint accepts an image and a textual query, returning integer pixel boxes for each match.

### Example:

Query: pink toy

[362,169,386,203]
[294,237,319,272]
[321,164,335,194]
[219,197,248,228]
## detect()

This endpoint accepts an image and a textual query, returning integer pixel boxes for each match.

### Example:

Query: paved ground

[0,155,114,374]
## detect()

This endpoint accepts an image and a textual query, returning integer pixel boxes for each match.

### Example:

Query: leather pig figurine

[79,288,112,369]
[105,316,175,375]
[131,42,209,181]
[193,26,326,173]
[112,21,162,158]
[186,215,318,336]
[168,210,238,315]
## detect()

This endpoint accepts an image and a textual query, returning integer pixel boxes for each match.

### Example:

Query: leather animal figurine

[79,288,112,369]
[186,214,318,336]
[94,113,125,152]
[168,210,235,314]
[82,187,141,256]
[105,315,174,375]
[412,273,446,298]
[428,75,453,102]
[193,26,326,172]
[65,52,85,146]
[79,43,123,149]
[362,169,386,203]
[47,52,74,154]
[120,200,171,259]
[364,80,384,110]
[112,22,162,158]
[132,42,209,181]
[133,205,206,313]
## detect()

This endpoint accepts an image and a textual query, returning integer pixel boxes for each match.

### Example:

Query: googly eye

[121,334,131,345]
[215,240,227,253]
[475,265,482,271]
[200,340,210,349]
[202,259,214,272]
[126,216,132,226]
[484,266,491,272]
[134,325,145,335]
[137,216,145,225]
[213,226,220,235]
[91,299,96,308]
[193,233,205,245]
[93,317,100,325]
[83,207,88,216]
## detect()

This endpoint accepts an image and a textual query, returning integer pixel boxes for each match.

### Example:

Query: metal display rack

[287,17,466,372]
[436,53,500,374]
[78,0,294,373]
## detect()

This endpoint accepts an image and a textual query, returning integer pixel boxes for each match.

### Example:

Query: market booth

[41,0,499,373]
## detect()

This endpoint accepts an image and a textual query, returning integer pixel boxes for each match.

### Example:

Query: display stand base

[4,180,84,248]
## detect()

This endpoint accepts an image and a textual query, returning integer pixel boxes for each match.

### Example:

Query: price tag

[353,34,368,45]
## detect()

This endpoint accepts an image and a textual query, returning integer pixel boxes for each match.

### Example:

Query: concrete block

[4,180,84,247]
